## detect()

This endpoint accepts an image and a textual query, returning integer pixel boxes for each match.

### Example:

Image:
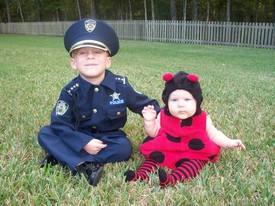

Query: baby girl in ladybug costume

[124,71,245,187]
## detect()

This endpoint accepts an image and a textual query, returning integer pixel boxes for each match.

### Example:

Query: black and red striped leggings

[124,158,207,186]
[158,159,208,187]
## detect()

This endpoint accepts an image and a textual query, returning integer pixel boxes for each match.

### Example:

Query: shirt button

[117,112,121,116]
[93,109,97,113]
[94,87,99,92]
[81,115,86,118]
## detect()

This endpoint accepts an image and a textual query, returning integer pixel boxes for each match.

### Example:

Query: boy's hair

[70,49,77,58]
[70,48,109,58]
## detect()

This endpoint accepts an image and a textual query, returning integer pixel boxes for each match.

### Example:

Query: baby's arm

[206,116,246,150]
[142,105,160,137]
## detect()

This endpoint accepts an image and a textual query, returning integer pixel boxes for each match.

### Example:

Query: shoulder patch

[56,100,69,115]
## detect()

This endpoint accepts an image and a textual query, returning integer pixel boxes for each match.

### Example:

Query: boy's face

[168,89,197,119]
[70,47,111,84]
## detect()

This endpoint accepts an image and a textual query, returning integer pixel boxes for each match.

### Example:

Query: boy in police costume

[38,18,160,186]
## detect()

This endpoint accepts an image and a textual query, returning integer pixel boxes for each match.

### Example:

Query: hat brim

[69,40,110,54]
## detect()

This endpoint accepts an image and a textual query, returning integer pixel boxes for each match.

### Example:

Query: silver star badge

[110,92,121,101]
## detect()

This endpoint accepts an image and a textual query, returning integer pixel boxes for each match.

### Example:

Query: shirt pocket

[107,108,127,120]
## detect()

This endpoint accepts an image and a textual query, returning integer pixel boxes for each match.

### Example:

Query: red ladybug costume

[124,71,221,186]
[140,109,220,169]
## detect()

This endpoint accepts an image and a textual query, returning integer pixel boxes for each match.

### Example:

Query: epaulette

[66,82,80,96]
[115,76,126,85]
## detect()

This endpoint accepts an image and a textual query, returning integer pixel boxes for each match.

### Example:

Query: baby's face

[168,89,197,119]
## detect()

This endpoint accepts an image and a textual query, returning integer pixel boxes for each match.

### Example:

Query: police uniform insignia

[85,19,96,33]
[67,83,80,96]
[110,92,121,101]
[115,77,126,84]
[56,100,69,115]
[110,92,124,105]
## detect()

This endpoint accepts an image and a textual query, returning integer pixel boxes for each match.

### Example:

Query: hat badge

[84,19,96,33]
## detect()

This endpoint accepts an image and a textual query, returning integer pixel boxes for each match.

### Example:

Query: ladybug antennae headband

[162,72,199,82]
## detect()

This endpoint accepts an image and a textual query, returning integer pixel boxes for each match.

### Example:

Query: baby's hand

[142,105,157,121]
[227,139,246,150]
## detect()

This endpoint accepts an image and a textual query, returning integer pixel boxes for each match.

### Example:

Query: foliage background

[0,34,274,205]
[1,0,275,23]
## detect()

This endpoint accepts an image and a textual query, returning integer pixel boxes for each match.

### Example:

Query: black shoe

[124,170,137,182]
[76,162,104,186]
[40,153,58,168]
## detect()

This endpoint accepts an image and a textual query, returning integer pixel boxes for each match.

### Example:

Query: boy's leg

[93,134,133,163]
[158,159,207,187]
[124,158,158,182]
[38,126,104,186]
[38,126,91,170]
[38,129,133,186]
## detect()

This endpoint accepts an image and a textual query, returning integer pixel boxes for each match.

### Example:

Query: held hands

[142,105,157,121]
[83,139,107,155]
[227,139,246,150]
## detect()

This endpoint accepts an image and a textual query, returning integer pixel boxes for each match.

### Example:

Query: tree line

[1,0,275,23]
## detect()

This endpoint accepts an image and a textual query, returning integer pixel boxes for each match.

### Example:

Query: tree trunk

[76,0,81,19]
[129,0,132,20]
[226,0,230,22]
[18,0,24,22]
[5,0,11,22]
[144,0,147,20]
[206,0,210,22]
[170,0,177,20]
[193,0,198,21]
[90,0,97,18]
[116,0,122,20]
[36,0,42,21]
[183,0,186,21]
[151,0,155,20]
[56,9,60,21]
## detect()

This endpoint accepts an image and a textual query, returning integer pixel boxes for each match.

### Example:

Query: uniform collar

[100,70,116,91]
[77,70,116,95]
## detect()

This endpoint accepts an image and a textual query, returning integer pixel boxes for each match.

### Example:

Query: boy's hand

[142,105,157,121]
[83,139,107,155]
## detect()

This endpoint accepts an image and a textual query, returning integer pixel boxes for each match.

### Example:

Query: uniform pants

[38,126,132,171]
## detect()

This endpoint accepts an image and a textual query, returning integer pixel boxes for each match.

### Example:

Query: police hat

[64,18,119,56]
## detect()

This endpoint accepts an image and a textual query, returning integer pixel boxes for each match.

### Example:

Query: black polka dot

[188,138,205,150]
[175,158,190,167]
[180,118,192,127]
[149,151,165,163]
[166,133,181,143]
[209,155,217,160]
[142,136,154,144]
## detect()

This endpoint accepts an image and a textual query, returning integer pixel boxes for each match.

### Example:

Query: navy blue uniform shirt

[49,70,160,154]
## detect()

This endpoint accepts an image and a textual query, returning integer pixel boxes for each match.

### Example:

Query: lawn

[0,34,274,205]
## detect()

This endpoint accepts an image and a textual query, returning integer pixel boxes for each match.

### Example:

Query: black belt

[91,128,99,133]
[90,128,119,134]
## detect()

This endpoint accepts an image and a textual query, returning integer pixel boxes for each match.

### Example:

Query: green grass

[0,34,274,205]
